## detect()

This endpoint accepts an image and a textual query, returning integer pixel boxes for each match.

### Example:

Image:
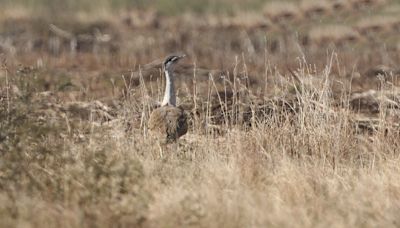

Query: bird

[148,54,188,144]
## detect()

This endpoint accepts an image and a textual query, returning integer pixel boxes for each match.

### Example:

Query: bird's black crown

[163,54,185,66]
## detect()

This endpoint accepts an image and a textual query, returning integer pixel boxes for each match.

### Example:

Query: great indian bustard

[148,54,188,144]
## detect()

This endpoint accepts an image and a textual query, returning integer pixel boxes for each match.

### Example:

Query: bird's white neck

[161,69,176,106]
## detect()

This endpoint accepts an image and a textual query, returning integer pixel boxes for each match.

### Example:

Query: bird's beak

[178,54,186,59]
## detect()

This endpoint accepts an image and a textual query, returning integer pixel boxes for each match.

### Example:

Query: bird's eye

[170,57,178,62]
[164,55,182,66]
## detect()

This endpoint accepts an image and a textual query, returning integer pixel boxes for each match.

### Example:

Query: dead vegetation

[308,25,361,46]
[1,1,400,227]
[263,1,301,23]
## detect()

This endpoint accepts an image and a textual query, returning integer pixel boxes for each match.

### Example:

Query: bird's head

[163,54,185,71]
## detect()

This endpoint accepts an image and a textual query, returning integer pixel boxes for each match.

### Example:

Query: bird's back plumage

[148,105,188,143]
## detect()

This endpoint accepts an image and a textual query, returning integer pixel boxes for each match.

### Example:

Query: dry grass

[263,1,301,23]
[300,0,332,18]
[1,52,400,228]
[1,1,400,228]
[308,25,360,46]
[355,15,400,34]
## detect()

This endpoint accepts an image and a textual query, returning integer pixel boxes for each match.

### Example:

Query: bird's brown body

[148,105,188,143]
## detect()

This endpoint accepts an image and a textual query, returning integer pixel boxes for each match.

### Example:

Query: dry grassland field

[1,0,400,227]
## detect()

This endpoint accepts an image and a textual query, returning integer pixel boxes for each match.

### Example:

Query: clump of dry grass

[222,13,272,31]
[0,67,150,227]
[330,0,352,11]
[355,15,400,35]
[308,24,360,46]
[300,0,332,18]
[350,0,388,9]
[263,1,301,23]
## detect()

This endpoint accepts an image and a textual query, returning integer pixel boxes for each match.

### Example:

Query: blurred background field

[0,0,279,15]
[0,0,399,99]
[1,0,400,227]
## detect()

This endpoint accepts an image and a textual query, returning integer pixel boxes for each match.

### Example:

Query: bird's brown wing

[171,107,188,139]
[148,106,188,143]
[148,108,168,133]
